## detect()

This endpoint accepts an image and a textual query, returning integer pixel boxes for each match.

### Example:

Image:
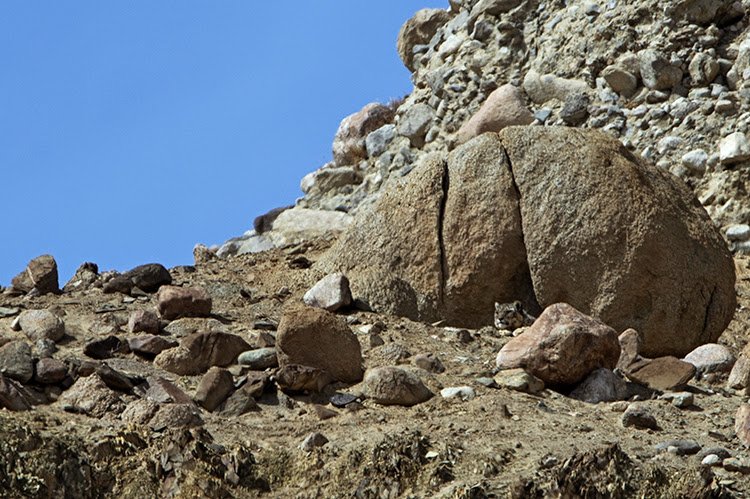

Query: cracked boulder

[319,126,735,357]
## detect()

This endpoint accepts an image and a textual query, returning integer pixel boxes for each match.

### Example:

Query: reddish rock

[626,356,696,391]
[495,303,620,386]
[11,254,59,295]
[154,331,250,376]
[156,286,212,320]
[128,335,178,357]
[333,102,396,167]
[457,84,534,145]
[34,358,68,384]
[276,305,363,383]
[194,367,234,412]
[736,405,750,447]
[127,310,160,334]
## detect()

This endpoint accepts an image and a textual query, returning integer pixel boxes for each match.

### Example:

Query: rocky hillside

[5,1,750,497]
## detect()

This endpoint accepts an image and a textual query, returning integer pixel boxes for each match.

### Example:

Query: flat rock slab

[626,356,696,391]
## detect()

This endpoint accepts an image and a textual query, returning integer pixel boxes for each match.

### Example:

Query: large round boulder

[319,126,735,357]
[397,8,452,72]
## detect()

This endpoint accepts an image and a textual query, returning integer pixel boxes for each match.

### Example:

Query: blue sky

[0,2,446,286]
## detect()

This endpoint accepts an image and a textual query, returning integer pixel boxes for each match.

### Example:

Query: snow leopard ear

[513,301,523,312]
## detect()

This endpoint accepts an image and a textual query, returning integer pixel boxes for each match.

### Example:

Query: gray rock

[34,358,68,384]
[601,65,638,97]
[639,49,683,90]
[689,52,719,86]
[412,353,446,373]
[683,343,735,374]
[523,70,591,104]
[570,368,629,404]
[622,404,658,430]
[366,124,397,158]
[560,93,590,126]
[727,224,750,242]
[0,374,31,411]
[149,404,203,432]
[681,149,708,174]
[145,376,194,405]
[0,341,33,384]
[658,391,694,408]
[0,307,20,318]
[237,348,278,370]
[303,273,352,312]
[440,386,476,401]
[363,366,433,406]
[493,368,545,394]
[18,309,65,342]
[58,374,124,418]
[655,439,701,456]
[719,132,750,164]
[332,102,395,167]
[397,103,435,147]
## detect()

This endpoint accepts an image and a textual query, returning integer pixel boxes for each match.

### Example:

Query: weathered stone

[34,358,68,384]
[62,262,99,293]
[300,432,329,451]
[121,399,159,425]
[735,404,750,447]
[128,335,178,358]
[0,341,34,383]
[220,385,260,417]
[333,102,395,167]
[149,404,203,432]
[655,439,701,456]
[622,404,658,430]
[145,376,193,405]
[397,8,452,71]
[84,336,128,360]
[666,0,735,24]
[156,285,212,320]
[570,368,629,404]
[659,391,694,409]
[154,331,250,376]
[127,310,160,334]
[626,356,696,391]
[302,273,352,312]
[124,264,172,293]
[728,346,750,391]
[321,127,735,357]
[194,367,234,412]
[689,53,719,86]
[440,386,476,401]
[362,366,433,406]
[494,368,545,394]
[58,374,124,418]
[560,93,590,126]
[11,255,59,295]
[276,305,363,383]
[412,353,446,373]
[681,149,708,174]
[456,84,534,144]
[275,364,333,393]
[397,103,435,147]
[18,309,65,342]
[720,132,750,164]
[639,49,683,90]
[365,124,397,158]
[496,304,620,386]
[501,126,735,357]
[601,65,638,97]
[237,348,278,370]
[0,374,31,411]
[727,224,750,242]
[617,329,641,370]
[523,70,591,104]
[683,343,735,374]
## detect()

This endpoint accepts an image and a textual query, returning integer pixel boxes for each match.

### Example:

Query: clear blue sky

[0,2,446,286]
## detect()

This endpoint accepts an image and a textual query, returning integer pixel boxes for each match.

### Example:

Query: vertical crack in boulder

[437,161,450,308]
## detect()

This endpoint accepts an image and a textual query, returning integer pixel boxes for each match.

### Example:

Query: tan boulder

[156,285,212,320]
[495,303,620,386]
[333,102,395,167]
[276,305,363,383]
[625,357,696,391]
[154,331,250,376]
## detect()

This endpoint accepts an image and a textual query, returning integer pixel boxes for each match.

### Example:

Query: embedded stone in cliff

[276,305,363,383]
[456,84,534,145]
[397,8,452,72]
[496,303,620,386]
[11,254,59,295]
[333,102,395,167]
